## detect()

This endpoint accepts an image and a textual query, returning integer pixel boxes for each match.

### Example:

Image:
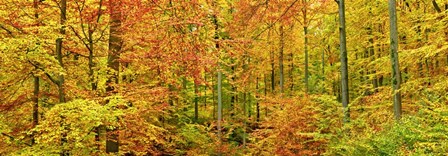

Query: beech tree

[388,0,402,120]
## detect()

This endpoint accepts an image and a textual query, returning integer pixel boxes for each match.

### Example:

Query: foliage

[0,0,447,155]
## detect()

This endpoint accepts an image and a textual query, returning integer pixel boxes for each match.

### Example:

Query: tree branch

[432,0,442,13]
[251,0,299,39]
[1,133,32,147]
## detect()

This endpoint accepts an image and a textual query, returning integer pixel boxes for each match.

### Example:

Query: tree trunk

[338,0,350,123]
[388,0,403,120]
[106,0,122,153]
[269,29,275,95]
[32,76,39,145]
[194,82,199,122]
[31,0,40,146]
[279,25,285,94]
[204,74,207,109]
[212,74,216,119]
[56,0,66,103]
[304,26,309,93]
[213,14,223,155]
[230,65,236,117]
[56,0,67,155]
[368,23,378,93]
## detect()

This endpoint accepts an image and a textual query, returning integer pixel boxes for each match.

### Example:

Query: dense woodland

[0,0,448,155]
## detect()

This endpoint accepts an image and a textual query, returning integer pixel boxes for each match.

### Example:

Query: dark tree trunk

[106,0,122,153]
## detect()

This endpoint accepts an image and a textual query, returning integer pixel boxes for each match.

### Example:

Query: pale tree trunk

[388,0,403,120]
[213,14,223,155]
[106,0,122,153]
[212,74,216,119]
[338,0,350,123]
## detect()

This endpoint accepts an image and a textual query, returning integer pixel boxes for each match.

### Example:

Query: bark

[32,76,39,145]
[194,82,199,122]
[31,0,40,146]
[269,29,275,94]
[56,0,66,103]
[290,50,294,92]
[256,77,260,122]
[368,25,378,93]
[204,74,207,109]
[432,0,442,13]
[106,0,122,153]
[338,0,350,123]
[214,14,223,155]
[389,0,403,120]
[230,65,236,117]
[56,0,67,155]
[212,74,216,119]
[279,25,285,94]
[304,26,309,93]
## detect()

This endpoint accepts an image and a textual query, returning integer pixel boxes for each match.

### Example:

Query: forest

[0,0,447,155]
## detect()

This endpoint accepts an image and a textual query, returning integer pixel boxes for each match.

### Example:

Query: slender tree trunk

[304,26,309,93]
[32,76,39,145]
[338,0,350,123]
[194,82,199,122]
[106,0,122,153]
[279,25,285,94]
[31,0,40,146]
[212,74,216,119]
[388,0,403,120]
[256,77,260,122]
[213,14,223,155]
[289,51,294,93]
[269,29,275,95]
[368,23,378,93]
[242,92,247,148]
[255,75,260,122]
[56,1,67,155]
[88,24,100,150]
[264,74,268,117]
[204,74,207,109]
[230,65,236,117]
[56,0,66,103]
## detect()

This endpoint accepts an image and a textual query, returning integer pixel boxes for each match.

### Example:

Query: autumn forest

[1,0,448,155]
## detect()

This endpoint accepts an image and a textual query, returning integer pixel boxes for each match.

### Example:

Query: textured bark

[338,0,350,123]
[388,0,403,120]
